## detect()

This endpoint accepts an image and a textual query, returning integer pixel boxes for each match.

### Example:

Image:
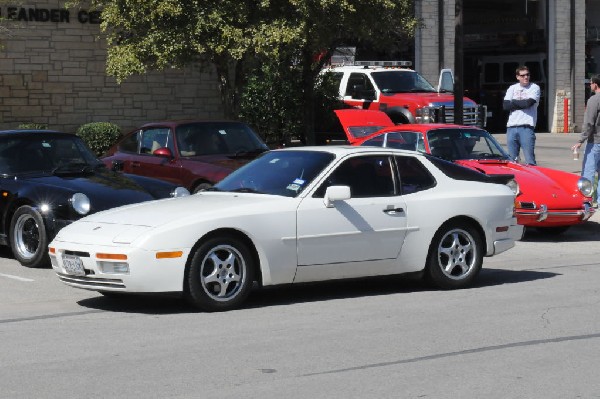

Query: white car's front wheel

[185,235,255,312]
[426,223,483,289]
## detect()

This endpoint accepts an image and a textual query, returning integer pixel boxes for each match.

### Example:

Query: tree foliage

[90,0,417,143]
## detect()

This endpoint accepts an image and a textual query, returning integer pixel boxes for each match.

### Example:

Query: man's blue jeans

[507,126,536,165]
[581,143,600,201]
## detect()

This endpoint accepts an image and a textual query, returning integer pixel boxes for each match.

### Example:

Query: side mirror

[438,69,454,93]
[153,147,173,158]
[324,185,351,208]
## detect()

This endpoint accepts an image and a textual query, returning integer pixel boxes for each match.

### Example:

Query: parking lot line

[0,273,34,282]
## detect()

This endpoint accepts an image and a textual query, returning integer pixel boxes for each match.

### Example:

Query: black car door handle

[383,207,404,214]
[111,160,124,172]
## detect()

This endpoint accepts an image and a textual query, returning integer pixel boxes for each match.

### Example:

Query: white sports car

[49,146,523,311]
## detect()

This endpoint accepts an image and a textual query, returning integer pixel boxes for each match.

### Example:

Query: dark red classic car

[103,120,269,193]
[336,109,595,234]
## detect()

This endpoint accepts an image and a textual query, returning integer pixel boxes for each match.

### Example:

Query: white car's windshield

[214,150,335,197]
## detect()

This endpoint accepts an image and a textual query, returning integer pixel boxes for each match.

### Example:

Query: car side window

[374,131,421,151]
[314,155,395,198]
[345,73,375,99]
[394,156,436,195]
[140,128,174,155]
[118,131,140,153]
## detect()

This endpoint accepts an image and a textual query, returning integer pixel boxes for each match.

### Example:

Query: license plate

[62,255,85,276]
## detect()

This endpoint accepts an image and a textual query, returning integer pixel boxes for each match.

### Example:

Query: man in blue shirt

[571,74,600,206]
[503,66,541,165]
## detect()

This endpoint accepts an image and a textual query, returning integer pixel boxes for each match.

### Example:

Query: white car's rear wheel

[426,224,482,289]
[185,236,255,311]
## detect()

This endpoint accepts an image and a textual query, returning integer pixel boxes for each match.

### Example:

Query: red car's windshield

[426,128,510,161]
[175,122,268,157]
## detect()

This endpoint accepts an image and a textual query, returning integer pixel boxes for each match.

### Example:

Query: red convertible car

[336,109,595,234]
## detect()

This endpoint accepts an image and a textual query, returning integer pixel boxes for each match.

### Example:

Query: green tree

[90,0,417,144]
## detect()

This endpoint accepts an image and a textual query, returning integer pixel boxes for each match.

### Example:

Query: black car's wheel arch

[3,199,55,243]
[183,228,262,294]
[426,216,487,261]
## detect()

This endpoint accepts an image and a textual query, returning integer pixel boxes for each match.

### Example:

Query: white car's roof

[273,145,420,157]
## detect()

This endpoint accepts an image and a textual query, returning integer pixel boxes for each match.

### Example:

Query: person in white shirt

[503,66,541,165]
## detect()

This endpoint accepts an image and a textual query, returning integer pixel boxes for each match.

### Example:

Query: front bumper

[516,202,595,226]
[49,242,191,293]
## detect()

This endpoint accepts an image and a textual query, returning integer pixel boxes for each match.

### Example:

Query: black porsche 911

[0,130,190,268]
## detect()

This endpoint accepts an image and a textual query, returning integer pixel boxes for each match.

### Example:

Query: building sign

[0,6,101,24]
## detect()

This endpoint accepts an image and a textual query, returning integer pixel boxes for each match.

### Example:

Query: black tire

[184,235,255,312]
[10,205,50,268]
[425,223,483,289]
[534,226,570,235]
[193,183,213,194]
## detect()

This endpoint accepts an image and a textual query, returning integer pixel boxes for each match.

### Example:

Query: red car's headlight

[578,177,593,197]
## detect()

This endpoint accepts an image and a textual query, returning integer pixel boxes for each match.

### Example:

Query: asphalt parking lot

[1,133,599,398]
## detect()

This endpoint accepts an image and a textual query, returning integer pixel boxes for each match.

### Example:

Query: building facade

[0,2,224,133]
[415,0,589,133]
[0,1,595,134]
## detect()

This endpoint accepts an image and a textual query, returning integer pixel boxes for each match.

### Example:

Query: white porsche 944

[49,146,523,311]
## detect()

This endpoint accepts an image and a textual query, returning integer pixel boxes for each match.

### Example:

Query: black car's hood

[20,169,159,212]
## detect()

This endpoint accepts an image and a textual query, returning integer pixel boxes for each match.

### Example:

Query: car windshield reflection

[426,128,510,161]
[175,122,269,157]
[215,150,335,197]
[0,135,102,176]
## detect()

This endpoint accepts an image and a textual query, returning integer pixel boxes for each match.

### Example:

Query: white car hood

[52,193,288,245]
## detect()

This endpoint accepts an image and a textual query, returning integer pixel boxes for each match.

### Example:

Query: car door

[294,154,408,282]
[123,128,184,185]
[342,72,379,110]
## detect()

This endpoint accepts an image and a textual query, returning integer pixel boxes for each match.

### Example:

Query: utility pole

[454,0,464,125]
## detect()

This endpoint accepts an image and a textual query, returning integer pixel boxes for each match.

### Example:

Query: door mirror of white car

[438,69,454,93]
[324,185,351,208]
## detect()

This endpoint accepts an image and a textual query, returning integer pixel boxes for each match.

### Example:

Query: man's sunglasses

[518,73,530,77]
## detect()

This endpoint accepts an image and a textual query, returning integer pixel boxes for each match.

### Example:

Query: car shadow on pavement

[76,268,558,314]
[77,294,191,315]
[521,220,600,243]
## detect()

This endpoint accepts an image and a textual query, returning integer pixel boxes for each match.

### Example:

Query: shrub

[18,123,48,130]
[76,122,121,156]
[239,59,342,147]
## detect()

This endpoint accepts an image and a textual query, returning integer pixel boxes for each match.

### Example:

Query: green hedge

[76,122,121,156]
[18,123,48,130]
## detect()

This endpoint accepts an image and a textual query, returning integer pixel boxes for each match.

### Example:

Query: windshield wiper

[52,162,95,175]
[475,153,506,160]
[231,187,265,194]
[232,148,269,157]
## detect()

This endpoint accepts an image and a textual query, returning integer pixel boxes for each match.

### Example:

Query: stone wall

[415,0,455,84]
[549,0,586,133]
[0,2,224,133]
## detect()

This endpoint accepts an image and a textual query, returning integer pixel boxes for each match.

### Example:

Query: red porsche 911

[336,109,595,235]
